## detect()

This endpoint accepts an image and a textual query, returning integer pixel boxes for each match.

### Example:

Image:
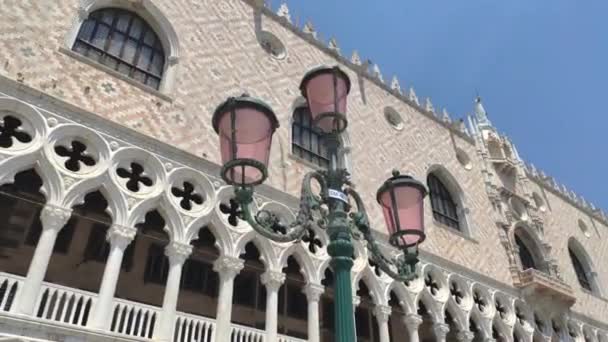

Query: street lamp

[212,65,427,342]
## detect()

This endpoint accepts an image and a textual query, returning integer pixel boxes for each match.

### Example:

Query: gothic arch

[385,281,416,314]
[353,266,384,305]
[511,224,549,272]
[277,242,316,284]
[187,223,231,258]
[63,181,128,227]
[444,299,467,332]
[66,0,180,93]
[233,231,276,270]
[128,199,182,243]
[415,290,442,323]
[426,164,472,236]
[355,274,383,306]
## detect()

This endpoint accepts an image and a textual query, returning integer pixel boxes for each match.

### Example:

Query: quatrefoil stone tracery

[425,273,440,295]
[117,162,153,192]
[219,199,243,227]
[0,115,32,148]
[301,228,323,254]
[450,281,463,304]
[54,140,96,172]
[171,181,204,211]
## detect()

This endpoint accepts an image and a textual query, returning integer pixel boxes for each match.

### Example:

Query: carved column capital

[261,271,286,291]
[106,225,137,250]
[373,305,392,324]
[40,205,72,232]
[303,283,324,302]
[403,314,423,330]
[165,242,192,265]
[456,331,475,342]
[433,322,450,339]
[213,256,244,279]
[352,295,361,307]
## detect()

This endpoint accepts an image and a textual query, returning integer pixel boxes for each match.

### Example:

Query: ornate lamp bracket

[346,187,419,282]
[233,170,328,243]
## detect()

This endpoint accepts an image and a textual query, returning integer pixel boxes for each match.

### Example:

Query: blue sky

[279,0,608,211]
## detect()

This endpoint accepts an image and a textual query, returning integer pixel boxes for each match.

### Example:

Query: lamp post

[212,65,427,342]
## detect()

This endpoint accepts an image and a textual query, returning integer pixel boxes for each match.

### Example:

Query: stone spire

[408,87,419,106]
[328,38,340,55]
[351,50,361,65]
[277,3,291,23]
[303,21,317,39]
[475,96,491,126]
[425,97,435,114]
[441,108,451,123]
[372,64,384,83]
[390,76,401,93]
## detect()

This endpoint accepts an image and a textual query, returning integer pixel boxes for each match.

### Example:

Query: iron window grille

[427,174,460,230]
[291,107,330,168]
[73,8,165,90]
[568,247,592,291]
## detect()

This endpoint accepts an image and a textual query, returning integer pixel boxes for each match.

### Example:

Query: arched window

[427,173,460,230]
[232,242,266,329]
[355,281,380,342]
[292,107,329,168]
[515,234,537,271]
[72,8,165,89]
[568,246,592,291]
[277,257,308,339]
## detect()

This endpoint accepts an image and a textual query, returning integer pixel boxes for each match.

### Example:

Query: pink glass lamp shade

[212,95,279,186]
[376,170,427,249]
[299,65,351,134]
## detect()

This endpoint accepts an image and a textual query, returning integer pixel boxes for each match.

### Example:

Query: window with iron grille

[427,173,460,230]
[515,235,537,271]
[568,247,592,291]
[73,8,165,89]
[291,107,329,168]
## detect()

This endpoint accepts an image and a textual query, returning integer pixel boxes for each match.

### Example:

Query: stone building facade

[0,0,606,341]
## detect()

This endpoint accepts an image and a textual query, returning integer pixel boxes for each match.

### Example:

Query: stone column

[403,314,423,342]
[351,295,361,336]
[88,225,137,330]
[16,205,71,315]
[303,283,324,342]
[433,322,450,342]
[212,256,244,342]
[153,242,192,342]
[261,271,286,342]
[456,331,475,342]
[373,305,392,342]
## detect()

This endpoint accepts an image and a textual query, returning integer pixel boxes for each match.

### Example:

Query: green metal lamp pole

[212,66,428,342]
[324,136,357,342]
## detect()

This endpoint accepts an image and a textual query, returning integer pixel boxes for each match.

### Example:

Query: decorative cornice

[248,2,475,145]
[40,205,72,232]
